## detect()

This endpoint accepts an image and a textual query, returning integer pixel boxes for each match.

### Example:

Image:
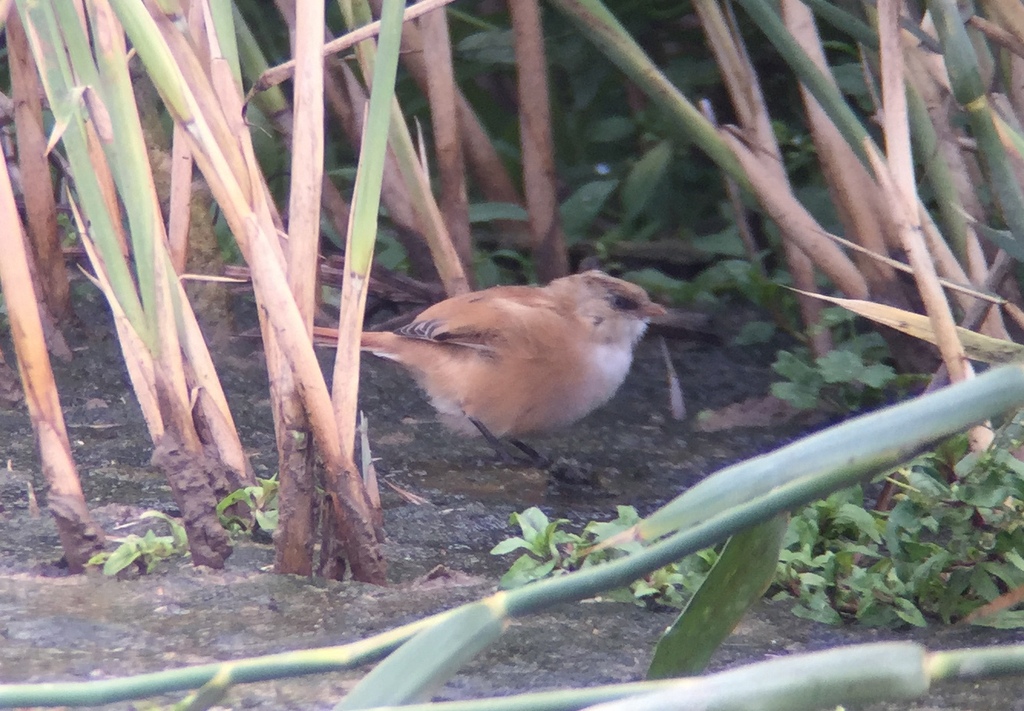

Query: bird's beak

[642,302,668,319]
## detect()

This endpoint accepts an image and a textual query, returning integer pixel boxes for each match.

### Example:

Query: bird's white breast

[584,339,635,405]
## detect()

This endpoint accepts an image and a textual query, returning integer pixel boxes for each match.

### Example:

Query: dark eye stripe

[611,294,640,311]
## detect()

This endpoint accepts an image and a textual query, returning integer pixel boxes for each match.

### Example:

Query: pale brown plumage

[361,271,665,450]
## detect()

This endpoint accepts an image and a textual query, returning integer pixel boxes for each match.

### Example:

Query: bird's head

[552,270,666,346]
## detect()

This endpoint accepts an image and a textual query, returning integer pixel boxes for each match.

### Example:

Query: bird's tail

[359,331,402,360]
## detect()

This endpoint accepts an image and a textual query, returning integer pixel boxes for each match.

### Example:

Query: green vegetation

[777,437,1024,628]
[492,506,714,608]
[217,474,280,534]
[494,434,1024,629]
[86,511,188,576]
[770,307,920,413]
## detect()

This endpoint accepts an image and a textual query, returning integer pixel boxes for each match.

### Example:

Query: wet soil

[2,291,1024,709]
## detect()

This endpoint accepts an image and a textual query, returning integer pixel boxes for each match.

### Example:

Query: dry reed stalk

[338,0,469,296]
[8,12,71,321]
[419,8,473,278]
[366,0,530,249]
[234,5,355,274]
[700,100,762,276]
[0,153,104,572]
[877,0,967,381]
[276,0,328,576]
[250,0,457,96]
[904,36,989,263]
[104,0,249,560]
[694,0,831,353]
[510,0,570,281]
[720,132,870,300]
[329,62,426,264]
[779,0,902,297]
[127,0,385,581]
[167,125,194,273]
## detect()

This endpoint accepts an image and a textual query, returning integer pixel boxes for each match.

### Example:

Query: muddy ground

[2,290,1024,709]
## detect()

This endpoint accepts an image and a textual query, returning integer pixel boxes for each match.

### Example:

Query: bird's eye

[610,294,640,311]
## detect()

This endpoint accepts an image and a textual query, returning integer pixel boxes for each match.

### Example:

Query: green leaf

[217,488,253,515]
[491,537,531,555]
[905,468,951,498]
[771,381,821,410]
[690,228,748,258]
[772,350,817,381]
[102,541,142,576]
[648,516,787,678]
[893,598,927,627]
[858,363,896,388]
[560,179,619,238]
[816,349,865,384]
[499,555,557,588]
[970,566,1002,602]
[791,597,843,625]
[589,116,635,143]
[733,320,776,346]
[254,509,277,532]
[1004,548,1024,573]
[835,503,882,543]
[971,609,1024,629]
[468,202,529,223]
[621,140,673,226]
[455,29,515,66]
[510,507,551,542]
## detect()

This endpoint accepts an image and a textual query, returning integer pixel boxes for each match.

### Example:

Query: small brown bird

[361,270,665,462]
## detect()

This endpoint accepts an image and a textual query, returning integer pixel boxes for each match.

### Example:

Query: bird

[360,270,666,464]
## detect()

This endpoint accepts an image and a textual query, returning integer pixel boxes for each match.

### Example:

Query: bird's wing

[396,286,564,354]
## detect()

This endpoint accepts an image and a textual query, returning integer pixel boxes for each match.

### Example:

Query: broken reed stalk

[0,150,104,572]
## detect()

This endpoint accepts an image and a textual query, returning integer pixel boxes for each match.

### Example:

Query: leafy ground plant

[495,435,1024,628]
[86,511,188,576]
[771,307,921,412]
[775,436,1024,628]
[491,506,715,608]
[217,475,280,534]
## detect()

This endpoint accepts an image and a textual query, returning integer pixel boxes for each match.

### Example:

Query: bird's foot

[544,457,600,487]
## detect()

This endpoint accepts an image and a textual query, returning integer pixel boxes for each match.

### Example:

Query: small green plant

[87,511,189,576]
[491,506,716,608]
[217,475,279,533]
[495,435,1024,628]
[771,307,912,412]
[775,435,1024,628]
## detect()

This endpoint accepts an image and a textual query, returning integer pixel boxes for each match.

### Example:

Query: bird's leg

[468,417,519,463]
[507,438,551,468]
[469,417,548,467]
